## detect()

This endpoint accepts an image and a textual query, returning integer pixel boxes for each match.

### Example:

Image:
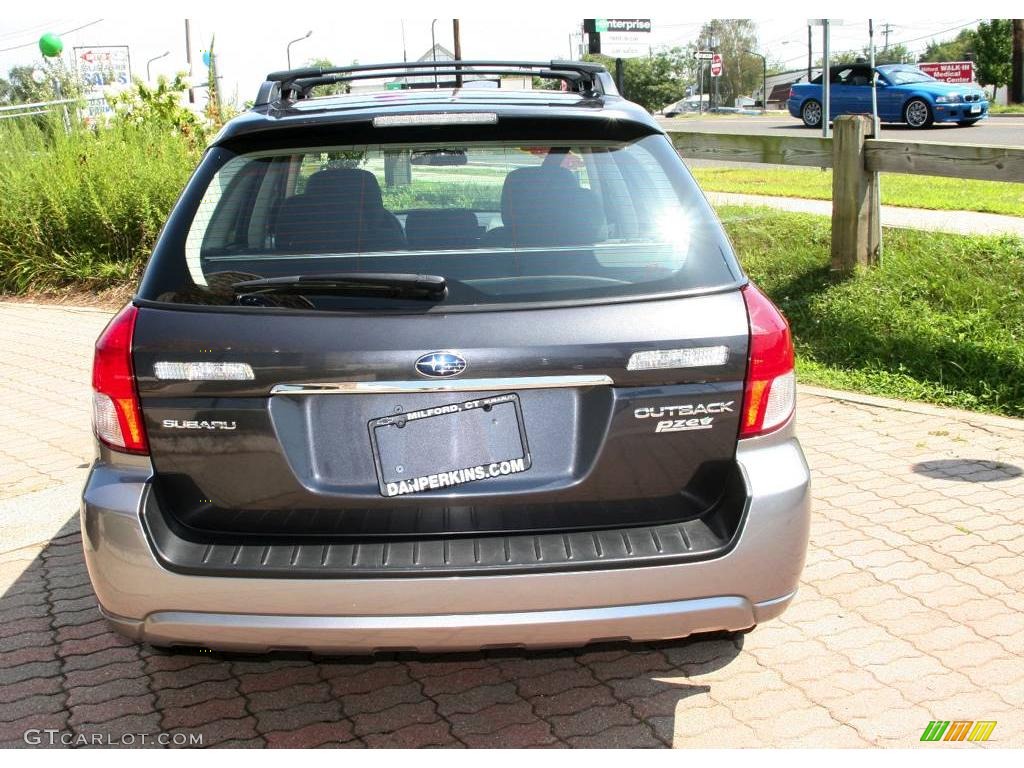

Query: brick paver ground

[1,301,1022,748]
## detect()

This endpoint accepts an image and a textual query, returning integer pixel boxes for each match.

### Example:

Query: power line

[0,18,104,54]
[0,18,74,43]
[775,18,981,66]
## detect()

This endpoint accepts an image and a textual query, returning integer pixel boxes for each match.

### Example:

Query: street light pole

[431,19,439,88]
[822,19,831,139]
[146,50,170,82]
[744,49,767,112]
[184,19,194,103]
[286,30,312,70]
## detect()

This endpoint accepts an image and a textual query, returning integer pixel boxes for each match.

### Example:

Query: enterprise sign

[595,18,652,33]
[586,18,653,59]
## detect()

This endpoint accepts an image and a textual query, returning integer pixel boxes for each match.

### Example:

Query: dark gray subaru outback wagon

[83,60,810,653]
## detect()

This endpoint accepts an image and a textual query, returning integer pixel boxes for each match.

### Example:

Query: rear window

[143,134,740,310]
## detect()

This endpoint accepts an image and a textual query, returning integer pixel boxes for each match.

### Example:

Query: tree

[974,19,1013,89]
[697,19,761,106]
[0,60,83,105]
[205,36,221,125]
[305,58,351,96]
[817,43,912,69]
[584,48,693,112]
[874,44,912,65]
[919,28,976,63]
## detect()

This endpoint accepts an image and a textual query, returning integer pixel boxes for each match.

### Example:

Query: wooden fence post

[830,115,881,272]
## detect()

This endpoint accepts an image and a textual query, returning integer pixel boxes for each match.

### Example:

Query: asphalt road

[657,114,1024,147]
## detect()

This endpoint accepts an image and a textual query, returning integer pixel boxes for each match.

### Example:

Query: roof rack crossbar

[265,59,606,82]
[254,60,613,107]
[285,68,590,98]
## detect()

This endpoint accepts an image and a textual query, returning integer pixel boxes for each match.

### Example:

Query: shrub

[0,115,200,291]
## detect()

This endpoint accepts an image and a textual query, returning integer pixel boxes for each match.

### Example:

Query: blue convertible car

[788,63,989,129]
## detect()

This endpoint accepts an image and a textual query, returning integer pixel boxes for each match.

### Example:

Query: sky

[0,1,1012,107]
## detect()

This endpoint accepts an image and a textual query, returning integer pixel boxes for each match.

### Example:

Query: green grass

[0,117,201,292]
[693,166,1024,217]
[988,104,1024,115]
[718,205,1024,418]
[381,180,500,211]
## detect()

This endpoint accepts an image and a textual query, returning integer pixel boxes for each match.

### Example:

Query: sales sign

[74,46,132,117]
[918,61,975,84]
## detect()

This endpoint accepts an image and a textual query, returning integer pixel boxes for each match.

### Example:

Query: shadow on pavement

[912,458,1023,483]
[0,518,741,748]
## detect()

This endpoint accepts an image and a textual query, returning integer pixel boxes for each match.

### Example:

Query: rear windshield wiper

[232,272,447,300]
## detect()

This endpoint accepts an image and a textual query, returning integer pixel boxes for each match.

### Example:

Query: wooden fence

[667,117,1024,272]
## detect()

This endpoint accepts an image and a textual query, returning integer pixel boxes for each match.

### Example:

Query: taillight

[789,88,796,99]
[739,283,795,438]
[92,304,148,454]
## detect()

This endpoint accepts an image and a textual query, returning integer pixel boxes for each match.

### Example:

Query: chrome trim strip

[270,375,614,395]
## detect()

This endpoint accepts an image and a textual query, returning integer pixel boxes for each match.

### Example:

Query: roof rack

[253,60,615,107]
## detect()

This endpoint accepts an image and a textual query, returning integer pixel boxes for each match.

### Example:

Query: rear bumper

[81,419,811,653]
[100,594,796,654]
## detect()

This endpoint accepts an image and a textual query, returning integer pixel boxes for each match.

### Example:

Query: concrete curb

[0,478,84,555]
[799,383,1024,433]
[0,300,115,315]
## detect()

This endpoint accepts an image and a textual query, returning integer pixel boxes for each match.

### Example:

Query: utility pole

[807,25,812,81]
[880,23,894,51]
[453,19,462,88]
[184,19,194,103]
[1012,19,1023,104]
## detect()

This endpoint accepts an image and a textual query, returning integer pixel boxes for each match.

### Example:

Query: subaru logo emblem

[415,351,467,378]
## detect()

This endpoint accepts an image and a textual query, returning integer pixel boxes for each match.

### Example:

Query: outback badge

[415,351,467,378]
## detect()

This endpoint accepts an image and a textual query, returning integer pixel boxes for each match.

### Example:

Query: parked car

[788,63,989,129]
[663,94,709,116]
[82,59,810,654]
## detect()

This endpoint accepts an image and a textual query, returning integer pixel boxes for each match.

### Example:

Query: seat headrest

[304,168,385,210]
[500,167,578,222]
[499,166,597,246]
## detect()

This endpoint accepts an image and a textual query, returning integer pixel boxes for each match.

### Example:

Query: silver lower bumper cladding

[101,592,795,654]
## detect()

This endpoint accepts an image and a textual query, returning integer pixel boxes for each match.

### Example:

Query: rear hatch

[133,294,747,538]
[130,115,751,542]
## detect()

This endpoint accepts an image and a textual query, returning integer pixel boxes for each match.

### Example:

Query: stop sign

[710,53,723,77]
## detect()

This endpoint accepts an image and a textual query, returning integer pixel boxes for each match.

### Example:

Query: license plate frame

[368,393,532,497]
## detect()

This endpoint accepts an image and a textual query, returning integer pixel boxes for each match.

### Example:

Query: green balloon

[39,33,63,58]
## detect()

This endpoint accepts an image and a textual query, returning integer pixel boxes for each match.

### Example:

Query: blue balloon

[202,50,211,67]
